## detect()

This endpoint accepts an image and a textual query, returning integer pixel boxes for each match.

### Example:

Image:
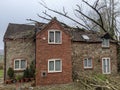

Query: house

[4,18,118,85]
[4,23,35,81]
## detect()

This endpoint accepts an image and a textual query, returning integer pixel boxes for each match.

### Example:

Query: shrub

[23,67,30,78]
[16,74,23,81]
[29,60,35,78]
[7,67,14,79]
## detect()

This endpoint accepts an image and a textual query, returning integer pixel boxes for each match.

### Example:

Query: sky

[0,0,94,49]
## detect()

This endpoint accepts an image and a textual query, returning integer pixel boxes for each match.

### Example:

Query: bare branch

[39,2,89,30]
[94,0,99,8]
[42,10,53,19]
[82,0,104,31]
[76,5,107,32]
[63,7,68,15]
[37,14,51,21]
[97,5,106,11]
[74,12,91,30]
[26,19,40,23]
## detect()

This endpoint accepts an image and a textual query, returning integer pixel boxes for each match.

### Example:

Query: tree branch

[76,5,107,32]
[42,10,53,19]
[39,2,89,30]
[82,0,104,31]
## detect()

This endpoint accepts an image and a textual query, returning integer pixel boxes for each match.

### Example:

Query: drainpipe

[4,41,6,83]
[34,25,37,85]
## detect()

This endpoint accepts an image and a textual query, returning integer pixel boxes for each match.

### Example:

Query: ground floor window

[14,59,27,70]
[48,59,62,73]
[102,58,111,74]
[83,58,92,69]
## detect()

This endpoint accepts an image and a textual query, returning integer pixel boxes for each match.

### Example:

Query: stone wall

[72,42,117,78]
[5,39,35,79]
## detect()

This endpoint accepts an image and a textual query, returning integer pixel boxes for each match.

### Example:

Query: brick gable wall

[36,20,72,85]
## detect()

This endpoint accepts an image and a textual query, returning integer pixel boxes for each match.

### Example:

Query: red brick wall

[36,20,72,85]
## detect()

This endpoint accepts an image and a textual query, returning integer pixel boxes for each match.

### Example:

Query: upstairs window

[102,39,109,47]
[48,30,62,44]
[84,58,92,69]
[14,59,27,70]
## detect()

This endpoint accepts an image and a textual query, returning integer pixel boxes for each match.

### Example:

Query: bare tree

[36,0,120,40]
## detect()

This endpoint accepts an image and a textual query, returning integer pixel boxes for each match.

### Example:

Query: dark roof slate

[4,23,35,39]
[4,22,117,43]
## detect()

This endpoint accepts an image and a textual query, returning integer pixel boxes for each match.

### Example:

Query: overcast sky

[0,0,94,49]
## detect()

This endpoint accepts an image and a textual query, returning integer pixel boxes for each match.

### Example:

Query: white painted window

[48,59,62,73]
[102,58,111,74]
[84,58,92,69]
[48,30,62,44]
[14,59,27,70]
[102,39,109,47]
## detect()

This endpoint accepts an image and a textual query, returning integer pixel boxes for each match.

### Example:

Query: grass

[0,69,3,78]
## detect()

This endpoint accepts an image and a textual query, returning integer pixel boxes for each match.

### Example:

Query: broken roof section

[4,19,117,43]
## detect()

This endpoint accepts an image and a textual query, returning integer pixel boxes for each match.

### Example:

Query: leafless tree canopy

[31,0,120,40]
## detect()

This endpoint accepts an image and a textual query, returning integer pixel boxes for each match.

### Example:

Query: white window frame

[48,59,62,73]
[48,30,62,44]
[83,58,92,69]
[102,58,111,74]
[102,39,110,47]
[14,59,27,70]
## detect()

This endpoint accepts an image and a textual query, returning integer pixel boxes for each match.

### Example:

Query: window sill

[84,68,93,70]
[14,69,25,72]
[102,46,110,49]
[48,71,62,73]
[48,43,62,45]
[103,73,111,74]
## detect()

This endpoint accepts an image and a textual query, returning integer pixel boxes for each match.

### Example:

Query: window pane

[88,59,92,67]
[21,60,26,69]
[55,31,61,43]
[102,39,106,46]
[102,39,109,47]
[55,60,61,71]
[49,31,54,43]
[105,39,109,46]
[103,59,106,73]
[49,61,54,71]
[107,59,110,73]
[84,59,87,67]
[15,61,19,69]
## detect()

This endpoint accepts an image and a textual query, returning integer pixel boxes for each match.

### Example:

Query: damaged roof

[4,22,116,43]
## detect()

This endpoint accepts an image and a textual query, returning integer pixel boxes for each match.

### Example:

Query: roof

[4,23,35,39]
[69,29,102,42]
[4,20,117,43]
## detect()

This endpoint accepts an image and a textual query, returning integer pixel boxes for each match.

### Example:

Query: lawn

[0,69,3,78]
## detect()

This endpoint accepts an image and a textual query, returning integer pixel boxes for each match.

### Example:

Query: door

[102,58,111,74]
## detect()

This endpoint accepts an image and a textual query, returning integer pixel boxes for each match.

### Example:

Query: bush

[29,60,35,78]
[16,74,23,81]
[23,67,30,78]
[7,67,14,79]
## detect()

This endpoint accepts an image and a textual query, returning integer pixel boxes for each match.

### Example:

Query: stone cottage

[4,23,35,81]
[4,18,118,85]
